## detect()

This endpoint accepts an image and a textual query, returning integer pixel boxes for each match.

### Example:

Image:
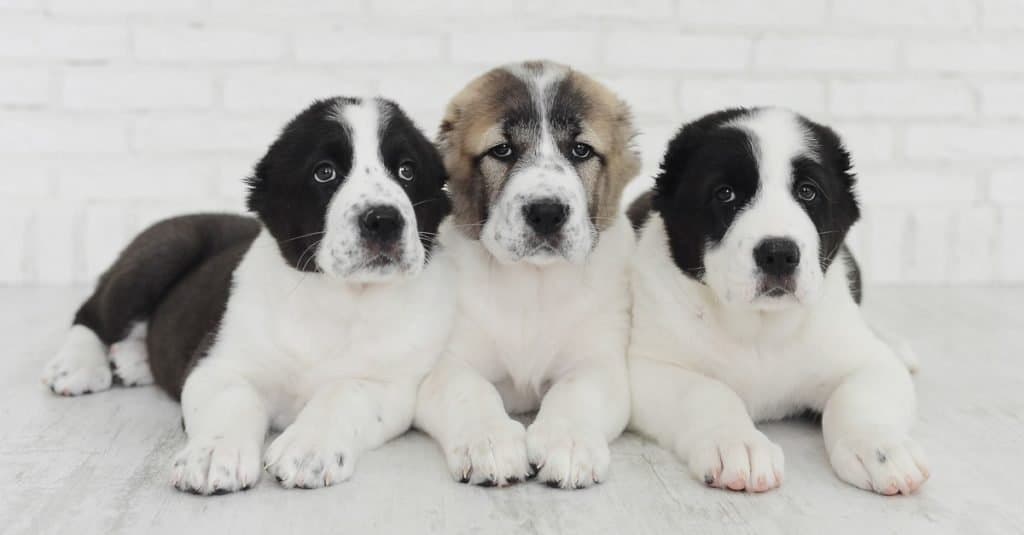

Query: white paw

[42,326,112,396]
[526,420,609,489]
[171,435,262,495]
[446,418,532,487]
[686,428,784,492]
[110,337,153,387]
[264,423,356,489]
[830,432,929,495]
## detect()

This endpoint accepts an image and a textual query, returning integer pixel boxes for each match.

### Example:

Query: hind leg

[42,325,113,396]
[110,323,154,387]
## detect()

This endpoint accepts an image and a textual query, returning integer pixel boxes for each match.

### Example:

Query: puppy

[414,60,640,489]
[41,97,455,495]
[627,107,929,496]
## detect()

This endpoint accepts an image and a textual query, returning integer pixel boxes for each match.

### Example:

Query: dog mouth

[756,276,797,298]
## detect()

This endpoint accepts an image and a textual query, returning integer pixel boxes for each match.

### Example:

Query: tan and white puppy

[414,61,639,489]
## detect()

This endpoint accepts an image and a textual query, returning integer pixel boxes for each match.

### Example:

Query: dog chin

[322,251,422,284]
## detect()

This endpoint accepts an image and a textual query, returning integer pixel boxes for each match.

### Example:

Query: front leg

[526,355,630,490]
[264,377,418,489]
[415,361,532,487]
[823,354,929,495]
[629,357,784,492]
[172,363,269,495]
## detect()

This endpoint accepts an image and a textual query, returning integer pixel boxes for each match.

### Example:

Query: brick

[833,0,976,28]
[452,31,601,67]
[608,33,750,71]
[63,67,215,111]
[213,0,362,14]
[907,40,1024,73]
[906,125,1022,161]
[951,208,997,283]
[830,80,974,118]
[602,77,677,116]
[831,122,897,163]
[134,26,285,62]
[0,0,42,10]
[0,203,31,283]
[0,159,54,196]
[377,71,475,116]
[678,0,826,26]
[632,124,678,181]
[979,81,1024,118]
[133,115,280,154]
[531,0,674,18]
[861,206,910,283]
[371,0,518,16]
[0,114,130,154]
[222,69,373,112]
[998,208,1024,281]
[0,19,128,60]
[679,79,825,117]
[856,166,979,204]
[903,208,954,283]
[0,65,49,106]
[56,158,215,199]
[990,167,1024,204]
[31,202,79,284]
[980,0,1024,29]
[755,37,899,72]
[83,205,132,281]
[295,30,443,64]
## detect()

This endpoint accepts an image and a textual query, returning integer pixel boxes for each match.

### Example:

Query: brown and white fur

[414,61,640,489]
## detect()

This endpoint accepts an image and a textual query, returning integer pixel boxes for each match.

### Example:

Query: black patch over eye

[313,161,336,183]
[489,143,513,160]
[796,182,818,202]
[398,161,415,181]
[714,185,736,203]
[570,142,593,160]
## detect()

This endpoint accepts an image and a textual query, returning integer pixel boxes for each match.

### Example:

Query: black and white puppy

[41,97,454,495]
[627,108,929,495]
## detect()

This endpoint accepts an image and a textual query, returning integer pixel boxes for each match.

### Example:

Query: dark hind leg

[42,214,259,396]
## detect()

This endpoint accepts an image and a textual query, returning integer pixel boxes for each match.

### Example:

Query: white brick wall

[1,0,1022,285]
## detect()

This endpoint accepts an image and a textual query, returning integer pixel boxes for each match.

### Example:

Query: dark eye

[715,185,736,203]
[797,183,818,202]
[489,143,513,160]
[397,161,415,181]
[571,142,593,160]
[313,162,336,183]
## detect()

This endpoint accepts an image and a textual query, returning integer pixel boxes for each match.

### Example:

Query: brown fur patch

[438,61,639,238]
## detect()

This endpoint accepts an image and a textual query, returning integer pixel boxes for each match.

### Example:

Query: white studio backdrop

[1,0,1022,285]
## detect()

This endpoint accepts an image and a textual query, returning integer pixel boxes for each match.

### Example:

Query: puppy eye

[571,142,593,160]
[797,183,818,202]
[313,162,336,183]
[397,161,415,181]
[489,143,513,160]
[714,185,736,203]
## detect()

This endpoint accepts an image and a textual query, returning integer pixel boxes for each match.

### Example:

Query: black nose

[359,205,404,244]
[522,199,569,236]
[754,238,801,277]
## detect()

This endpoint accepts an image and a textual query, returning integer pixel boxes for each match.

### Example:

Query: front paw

[445,418,531,487]
[686,428,784,492]
[171,436,261,495]
[830,432,929,495]
[526,420,609,489]
[263,424,356,489]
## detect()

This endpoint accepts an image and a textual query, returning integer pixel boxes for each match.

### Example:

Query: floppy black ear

[653,108,753,213]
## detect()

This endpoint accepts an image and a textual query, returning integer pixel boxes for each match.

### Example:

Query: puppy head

[246,97,449,283]
[439,60,639,266]
[653,108,860,310]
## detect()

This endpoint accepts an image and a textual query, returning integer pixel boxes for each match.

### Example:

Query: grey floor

[1,286,1021,535]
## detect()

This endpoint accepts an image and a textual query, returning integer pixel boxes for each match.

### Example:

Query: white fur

[415,215,633,488]
[42,324,112,396]
[109,323,153,387]
[628,111,928,495]
[317,100,425,282]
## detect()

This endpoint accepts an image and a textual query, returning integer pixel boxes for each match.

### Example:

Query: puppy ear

[654,108,753,212]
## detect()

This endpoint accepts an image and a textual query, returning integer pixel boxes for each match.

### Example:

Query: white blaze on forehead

[726,108,816,195]
[505,63,570,162]
[336,99,383,171]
